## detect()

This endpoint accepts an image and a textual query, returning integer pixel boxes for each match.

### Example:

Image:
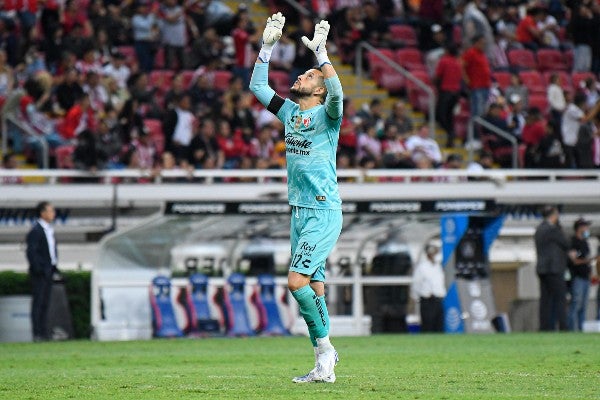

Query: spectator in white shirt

[411,241,446,332]
[102,52,131,90]
[356,125,382,166]
[561,93,600,168]
[269,29,296,72]
[405,125,442,166]
[164,93,196,163]
[547,73,566,135]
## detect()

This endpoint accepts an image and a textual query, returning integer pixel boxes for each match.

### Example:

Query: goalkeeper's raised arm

[250,14,342,120]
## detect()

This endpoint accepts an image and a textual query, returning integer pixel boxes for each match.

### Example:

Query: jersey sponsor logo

[285,133,312,156]
[285,134,312,149]
[316,195,326,201]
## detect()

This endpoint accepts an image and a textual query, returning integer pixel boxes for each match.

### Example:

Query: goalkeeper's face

[290,68,326,101]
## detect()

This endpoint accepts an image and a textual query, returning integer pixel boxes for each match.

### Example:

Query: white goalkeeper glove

[258,12,285,63]
[301,20,331,66]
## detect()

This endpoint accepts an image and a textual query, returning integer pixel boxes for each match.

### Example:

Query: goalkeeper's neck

[297,93,325,111]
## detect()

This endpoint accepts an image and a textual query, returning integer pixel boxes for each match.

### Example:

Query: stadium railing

[355,41,436,139]
[1,168,599,184]
[468,116,519,169]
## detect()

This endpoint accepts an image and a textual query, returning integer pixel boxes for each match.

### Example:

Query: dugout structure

[92,199,501,340]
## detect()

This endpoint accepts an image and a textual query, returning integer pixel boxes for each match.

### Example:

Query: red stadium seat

[180,70,196,89]
[395,48,426,71]
[143,119,165,155]
[116,46,136,67]
[406,70,433,112]
[149,70,175,94]
[379,71,406,93]
[154,47,165,69]
[367,49,396,83]
[55,145,75,169]
[389,25,418,48]
[518,70,546,95]
[571,72,595,92]
[507,49,537,70]
[564,49,574,71]
[213,70,233,91]
[528,94,549,114]
[492,72,512,92]
[453,98,470,141]
[269,70,291,96]
[536,49,568,72]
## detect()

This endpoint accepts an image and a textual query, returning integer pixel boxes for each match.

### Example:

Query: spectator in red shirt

[231,8,259,89]
[62,0,92,37]
[515,6,544,51]
[522,107,547,167]
[434,44,462,147]
[216,119,247,169]
[462,34,491,119]
[58,92,97,140]
[339,98,358,161]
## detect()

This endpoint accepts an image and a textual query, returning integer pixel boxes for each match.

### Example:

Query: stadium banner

[440,215,469,333]
[164,200,497,216]
[441,215,505,333]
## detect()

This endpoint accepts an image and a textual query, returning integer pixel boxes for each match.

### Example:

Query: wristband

[258,43,274,63]
[316,52,331,67]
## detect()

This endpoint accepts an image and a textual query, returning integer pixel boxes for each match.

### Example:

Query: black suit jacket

[534,220,569,276]
[26,222,58,279]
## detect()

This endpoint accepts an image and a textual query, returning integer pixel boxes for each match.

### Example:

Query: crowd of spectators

[0,0,599,183]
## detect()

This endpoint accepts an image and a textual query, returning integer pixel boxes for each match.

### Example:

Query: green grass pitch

[0,333,598,399]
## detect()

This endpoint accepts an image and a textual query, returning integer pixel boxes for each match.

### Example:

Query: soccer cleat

[291,368,336,383]
[316,348,338,379]
[292,349,339,383]
[292,351,338,383]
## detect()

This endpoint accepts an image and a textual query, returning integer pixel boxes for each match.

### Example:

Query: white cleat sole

[292,352,339,383]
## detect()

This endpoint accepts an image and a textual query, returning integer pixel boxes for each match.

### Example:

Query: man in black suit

[26,201,59,341]
[534,205,570,331]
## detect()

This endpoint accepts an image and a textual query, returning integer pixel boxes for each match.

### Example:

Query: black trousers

[420,296,445,333]
[538,274,568,331]
[31,273,53,339]
[436,90,460,146]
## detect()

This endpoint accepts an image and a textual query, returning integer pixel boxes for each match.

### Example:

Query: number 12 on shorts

[292,254,311,269]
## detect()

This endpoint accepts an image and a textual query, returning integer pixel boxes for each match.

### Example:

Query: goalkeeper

[250,13,343,383]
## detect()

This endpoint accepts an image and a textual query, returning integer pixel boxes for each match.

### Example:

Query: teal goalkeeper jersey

[250,63,343,209]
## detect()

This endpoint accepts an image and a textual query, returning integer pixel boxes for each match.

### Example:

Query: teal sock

[291,285,329,346]
[318,294,330,336]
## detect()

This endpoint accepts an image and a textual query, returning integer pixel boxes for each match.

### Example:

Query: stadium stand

[507,49,538,71]
[0,0,599,176]
[536,49,568,72]
[518,70,547,95]
[389,24,418,48]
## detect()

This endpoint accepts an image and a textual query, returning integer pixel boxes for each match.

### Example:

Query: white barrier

[92,275,411,341]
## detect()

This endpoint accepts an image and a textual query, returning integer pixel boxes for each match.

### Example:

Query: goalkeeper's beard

[290,86,315,98]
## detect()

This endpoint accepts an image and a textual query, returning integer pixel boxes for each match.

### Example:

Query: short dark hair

[541,205,558,218]
[35,201,51,218]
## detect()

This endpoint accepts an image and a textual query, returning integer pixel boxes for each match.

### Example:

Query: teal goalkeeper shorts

[289,207,343,282]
